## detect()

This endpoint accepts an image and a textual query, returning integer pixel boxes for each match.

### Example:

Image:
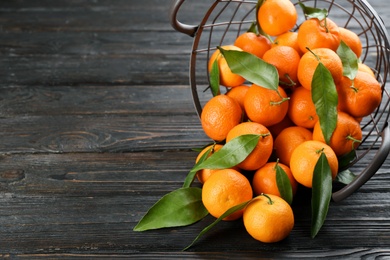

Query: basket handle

[169,0,198,37]
[332,122,390,202]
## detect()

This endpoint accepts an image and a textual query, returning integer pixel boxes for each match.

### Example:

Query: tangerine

[202,168,253,221]
[258,0,298,36]
[312,111,362,156]
[290,140,338,188]
[263,45,301,85]
[274,126,313,167]
[358,63,376,78]
[339,27,363,58]
[226,122,273,171]
[243,194,294,243]
[297,17,341,53]
[226,85,250,110]
[208,45,246,88]
[336,71,382,118]
[244,84,289,127]
[234,32,272,59]
[297,48,343,90]
[287,86,319,128]
[201,94,242,142]
[273,31,303,56]
[252,162,298,197]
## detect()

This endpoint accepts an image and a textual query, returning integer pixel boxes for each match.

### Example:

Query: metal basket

[170,0,390,202]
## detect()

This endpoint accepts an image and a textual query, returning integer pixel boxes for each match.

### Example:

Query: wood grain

[0,0,390,257]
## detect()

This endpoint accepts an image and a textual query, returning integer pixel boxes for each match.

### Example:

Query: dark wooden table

[1,0,390,258]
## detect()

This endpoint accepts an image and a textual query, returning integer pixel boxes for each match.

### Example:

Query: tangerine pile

[196,0,382,243]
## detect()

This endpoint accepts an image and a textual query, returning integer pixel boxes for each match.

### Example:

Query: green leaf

[298,2,328,20]
[209,59,220,96]
[183,134,262,188]
[133,187,208,231]
[195,144,213,165]
[311,152,333,238]
[217,48,279,91]
[335,169,357,185]
[337,40,359,80]
[311,62,338,144]
[247,22,258,34]
[338,149,357,169]
[183,199,252,251]
[275,163,293,205]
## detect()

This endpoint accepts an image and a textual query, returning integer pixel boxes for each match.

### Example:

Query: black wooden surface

[1,0,390,258]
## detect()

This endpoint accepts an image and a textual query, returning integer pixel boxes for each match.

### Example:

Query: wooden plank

[0,0,390,257]
[0,152,389,254]
[0,54,191,86]
[0,115,208,153]
[0,31,193,56]
[0,85,198,116]
[0,1,169,32]
[0,0,198,87]
[4,249,390,259]
[0,0,210,33]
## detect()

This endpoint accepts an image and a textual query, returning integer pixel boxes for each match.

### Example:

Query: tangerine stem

[350,81,358,93]
[211,142,217,153]
[261,193,274,205]
[347,135,362,150]
[260,132,271,138]
[316,147,325,154]
[280,73,297,87]
[270,96,290,106]
[306,47,321,62]
[273,158,280,171]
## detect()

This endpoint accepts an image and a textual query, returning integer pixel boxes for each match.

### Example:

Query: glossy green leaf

[337,40,359,80]
[335,169,357,185]
[133,187,208,231]
[183,199,252,251]
[194,144,213,164]
[183,134,262,188]
[247,22,257,34]
[209,59,220,96]
[217,48,279,91]
[338,149,357,169]
[276,163,293,205]
[311,152,333,238]
[299,2,328,20]
[311,62,338,144]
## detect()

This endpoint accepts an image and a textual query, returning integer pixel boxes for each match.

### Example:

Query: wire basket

[170,0,390,202]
